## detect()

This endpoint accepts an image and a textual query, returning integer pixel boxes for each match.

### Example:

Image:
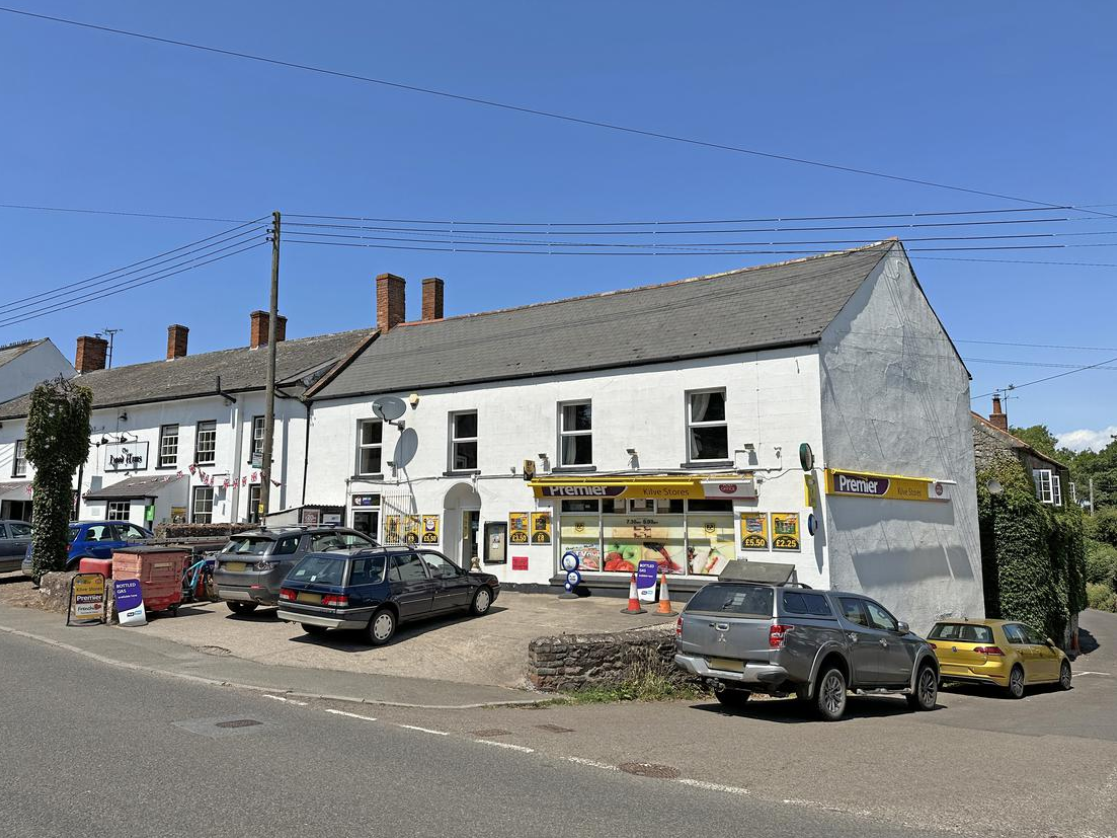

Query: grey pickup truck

[675,581,939,721]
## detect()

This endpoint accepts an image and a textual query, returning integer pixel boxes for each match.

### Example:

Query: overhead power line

[2,4,1113,219]
[972,354,1117,401]
[0,202,250,223]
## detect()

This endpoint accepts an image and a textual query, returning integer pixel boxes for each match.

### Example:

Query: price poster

[772,513,801,552]
[509,512,530,544]
[740,513,769,551]
[530,512,552,545]
[421,515,440,544]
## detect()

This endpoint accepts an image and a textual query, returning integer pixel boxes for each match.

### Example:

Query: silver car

[675,582,939,721]
[0,519,33,572]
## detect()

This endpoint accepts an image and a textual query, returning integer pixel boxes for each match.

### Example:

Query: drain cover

[471,728,512,737]
[215,719,262,729]
[619,762,681,779]
[173,716,274,738]
[535,724,574,734]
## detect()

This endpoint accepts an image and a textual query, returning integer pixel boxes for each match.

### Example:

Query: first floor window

[1052,474,1063,507]
[159,424,179,468]
[1033,469,1054,504]
[252,416,266,458]
[687,389,728,461]
[195,420,217,465]
[357,419,383,475]
[450,411,478,471]
[12,439,27,477]
[559,401,593,466]
[247,484,261,523]
[192,486,214,523]
[107,500,130,521]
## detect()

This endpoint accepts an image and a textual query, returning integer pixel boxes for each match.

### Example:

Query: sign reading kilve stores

[824,469,951,502]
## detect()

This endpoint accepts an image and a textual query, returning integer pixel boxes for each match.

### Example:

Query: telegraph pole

[260,211,281,522]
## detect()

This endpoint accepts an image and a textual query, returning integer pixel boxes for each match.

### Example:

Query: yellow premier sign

[69,572,106,625]
[824,469,950,503]
[530,474,752,501]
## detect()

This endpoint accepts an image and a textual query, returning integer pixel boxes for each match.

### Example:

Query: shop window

[107,500,130,521]
[247,485,261,524]
[685,505,734,575]
[194,420,217,466]
[686,389,729,461]
[450,411,478,471]
[158,424,179,468]
[12,439,27,477]
[559,504,602,572]
[192,486,214,523]
[603,510,686,575]
[561,500,599,513]
[356,419,383,475]
[559,401,593,466]
[252,416,266,457]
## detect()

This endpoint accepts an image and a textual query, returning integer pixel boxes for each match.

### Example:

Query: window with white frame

[192,486,214,523]
[357,419,383,475]
[107,500,130,521]
[247,484,261,524]
[158,424,179,468]
[686,389,729,461]
[449,411,478,471]
[1033,468,1054,504]
[12,439,27,477]
[194,420,217,465]
[559,401,593,466]
[252,415,266,457]
[1052,474,1063,507]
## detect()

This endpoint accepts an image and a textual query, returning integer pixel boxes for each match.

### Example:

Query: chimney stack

[989,395,1008,431]
[250,310,287,349]
[421,277,444,321]
[167,324,189,360]
[377,273,406,332]
[75,335,108,374]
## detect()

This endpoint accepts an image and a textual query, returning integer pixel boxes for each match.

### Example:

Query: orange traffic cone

[657,572,677,616]
[621,572,646,614]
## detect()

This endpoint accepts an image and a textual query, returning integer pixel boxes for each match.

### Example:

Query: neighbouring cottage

[973,395,1071,507]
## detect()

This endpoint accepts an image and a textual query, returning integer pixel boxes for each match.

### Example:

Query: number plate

[708,657,744,672]
[297,592,322,605]
[224,561,247,572]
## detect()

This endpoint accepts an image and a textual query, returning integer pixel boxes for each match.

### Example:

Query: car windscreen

[686,583,774,618]
[929,623,994,644]
[221,537,274,556]
[288,554,347,586]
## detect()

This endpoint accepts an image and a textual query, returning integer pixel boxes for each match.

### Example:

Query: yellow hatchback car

[928,619,1072,698]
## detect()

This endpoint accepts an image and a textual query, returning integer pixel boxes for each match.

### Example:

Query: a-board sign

[114,578,148,627]
[68,573,106,626]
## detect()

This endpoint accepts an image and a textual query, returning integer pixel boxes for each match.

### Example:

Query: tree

[26,377,93,579]
[1009,424,1062,461]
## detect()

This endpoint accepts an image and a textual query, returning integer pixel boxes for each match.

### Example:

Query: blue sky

[2,1,1115,448]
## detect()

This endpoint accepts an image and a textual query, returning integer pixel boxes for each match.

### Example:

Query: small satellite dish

[394,428,419,468]
[371,396,407,423]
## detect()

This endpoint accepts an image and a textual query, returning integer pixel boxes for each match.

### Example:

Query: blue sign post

[114,578,147,626]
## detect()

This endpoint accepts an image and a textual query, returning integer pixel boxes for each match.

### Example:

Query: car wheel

[815,667,847,721]
[1006,665,1026,699]
[367,608,396,646]
[470,586,493,616]
[303,624,328,637]
[1058,660,1072,690]
[226,601,258,616]
[714,688,751,709]
[906,663,938,711]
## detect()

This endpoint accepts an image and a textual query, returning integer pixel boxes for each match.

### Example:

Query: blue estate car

[22,520,153,580]
[277,546,499,645]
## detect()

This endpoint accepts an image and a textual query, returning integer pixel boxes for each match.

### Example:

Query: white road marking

[1073,671,1111,678]
[397,724,449,736]
[324,708,378,722]
[565,756,618,771]
[677,778,749,795]
[475,740,534,753]
[263,694,308,706]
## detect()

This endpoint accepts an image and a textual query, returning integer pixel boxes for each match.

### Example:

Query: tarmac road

[1,629,965,838]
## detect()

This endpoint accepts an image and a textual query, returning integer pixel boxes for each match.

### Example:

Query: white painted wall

[0,340,75,403]
[306,347,827,587]
[818,247,983,633]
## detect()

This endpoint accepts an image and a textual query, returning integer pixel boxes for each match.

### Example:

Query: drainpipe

[229,393,244,524]
[301,399,311,507]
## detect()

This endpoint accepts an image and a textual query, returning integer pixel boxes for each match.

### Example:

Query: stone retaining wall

[39,571,118,620]
[527,627,684,692]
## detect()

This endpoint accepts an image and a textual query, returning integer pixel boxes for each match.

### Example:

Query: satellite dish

[371,396,407,423]
[393,428,419,468]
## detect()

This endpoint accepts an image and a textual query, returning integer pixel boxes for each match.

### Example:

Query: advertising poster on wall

[602,515,686,575]
[530,512,552,545]
[383,515,401,545]
[509,512,530,545]
[559,515,601,571]
[686,514,734,575]
[402,515,421,545]
[772,513,801,551]
[421,514,440,544]
[740,512,770,551]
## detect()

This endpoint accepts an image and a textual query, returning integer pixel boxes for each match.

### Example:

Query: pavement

[0,627,988,838]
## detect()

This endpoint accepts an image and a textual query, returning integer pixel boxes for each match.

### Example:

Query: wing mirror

[1046,637,1056,647]
[895,621,910,634]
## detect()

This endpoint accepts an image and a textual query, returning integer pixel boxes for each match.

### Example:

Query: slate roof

[0,339,46,368]
[84,473,187,500]
[971,412,1064,470]
[0,329,372,420]
[311,242,895,400]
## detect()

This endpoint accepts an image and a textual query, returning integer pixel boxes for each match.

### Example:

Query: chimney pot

[421,277,445,321]
[75,335,108,374]
[989,395,1008,431]
[376,273,407,332]
[250,310,287,349]
[167,324,189,360]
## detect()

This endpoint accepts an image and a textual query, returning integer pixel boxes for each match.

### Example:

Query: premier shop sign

[824,469,950,503]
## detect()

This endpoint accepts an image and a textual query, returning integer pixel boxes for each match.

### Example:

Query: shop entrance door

[460,510,480,569]
[443,483,482,570]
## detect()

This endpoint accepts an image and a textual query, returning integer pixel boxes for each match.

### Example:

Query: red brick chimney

[167,324,189,360]
[377,273,406,332]
[421,277,444,321]
[989,395,1008,431]
[250,310,287,349]
[75,335,108,374]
